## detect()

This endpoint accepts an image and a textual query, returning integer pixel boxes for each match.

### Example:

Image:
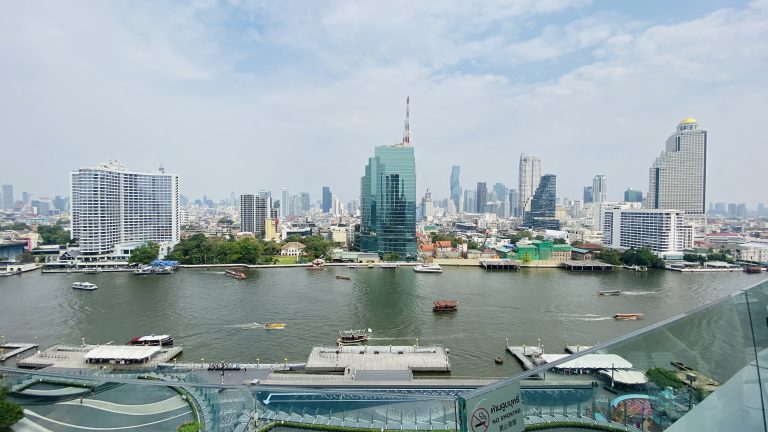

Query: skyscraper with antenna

[357,97,417,260]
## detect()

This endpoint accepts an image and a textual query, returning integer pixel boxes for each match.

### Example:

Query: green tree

[37,224,71,245]
[0,386,23,429]
[383,252,400,262]
[302,236,332,260]
[520,253,532,264]
[553,238,567,245]
[129,242,160,265]
[596,249,622,265]
[0,222,29,231]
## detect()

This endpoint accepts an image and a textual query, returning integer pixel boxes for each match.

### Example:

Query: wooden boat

[336,275,351,280]
[746,266,763,274]
[307,259,325,270]
[225,269,246,280]
[613,313,644,320]
[337,328,372,346]
[597,290,621,296]
[433,300,458,312]
[264,323,286,330]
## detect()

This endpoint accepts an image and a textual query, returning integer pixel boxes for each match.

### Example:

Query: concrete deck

[305,345,451,373]
[0,343,38,361]
[16,344,182,369]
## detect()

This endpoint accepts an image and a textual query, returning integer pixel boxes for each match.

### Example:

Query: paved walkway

[58,394,188,415]
[22,408,192,431]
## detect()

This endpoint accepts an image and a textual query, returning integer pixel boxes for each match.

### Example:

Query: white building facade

[648,118,707,216]
[603,208,693,257]
[70,162,179,255]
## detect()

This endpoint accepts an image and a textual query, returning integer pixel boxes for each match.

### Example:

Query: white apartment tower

[518,154,541,216]
[603,208,693,257]
[648,117,707,215]
[70,162,179,254]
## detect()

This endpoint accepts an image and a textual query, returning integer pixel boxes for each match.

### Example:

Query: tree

[0,222,28,231]
[0,386,23,429]
[129,242,160,265]
[534,235,545,240]
[217,217,233,225]
[37,225,71,245]
[383,252,400,262]
[553,238,567,245]
[596,249,622,265]
[519,253,532,264]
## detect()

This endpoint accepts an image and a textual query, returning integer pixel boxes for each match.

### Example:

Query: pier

[565,345,593,354]
[506,344,545,371]
[305,345,451,373]
[0,343,37,362]
[480,259,521,270]
[562,260,614,271]
[16,344,183,369]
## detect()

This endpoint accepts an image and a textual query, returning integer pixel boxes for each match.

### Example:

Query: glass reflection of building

[524,174,560,229]
[358,145,417,260]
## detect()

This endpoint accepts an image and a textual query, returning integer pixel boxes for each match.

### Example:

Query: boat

[72,282,98,290]
[336,275,351,280]
[623,264,648,272]
[381,263,398,269]
[264,323,286,330]
[414,264,443,273]
[0,271,14,277]
[307,259,325,270]
[225,269,247,280]
[613,313,644,320]
[154,266,175,275]
[433,300,458,312]
[746,266,763,274]
[337,328,372,346]
[83,268,101,274]
[128,334,174,346]
[133,266,154,275]
[597,290,621,296]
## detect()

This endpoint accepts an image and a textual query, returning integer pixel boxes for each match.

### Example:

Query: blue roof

[151,260,179,267]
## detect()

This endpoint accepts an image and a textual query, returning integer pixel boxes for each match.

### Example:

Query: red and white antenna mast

[402,96,411,146]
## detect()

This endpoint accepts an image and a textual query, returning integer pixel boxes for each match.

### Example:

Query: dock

[562,260,614,271]
[506,345,545,371]
[16,344,183,369]
[480,259,521,270]
[565,345,593,354]
[0,343,38,362]
[305,345,450,373]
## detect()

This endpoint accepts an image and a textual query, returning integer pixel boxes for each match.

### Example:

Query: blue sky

[1,0,766,206]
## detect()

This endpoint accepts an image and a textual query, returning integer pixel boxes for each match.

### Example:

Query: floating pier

[305,345,450,373]
[562,260,614,271]
[506,345,545,371]
[480,259,521,270]
[0,343,38,362]
[565,345,593,354]
[16,344,182,369]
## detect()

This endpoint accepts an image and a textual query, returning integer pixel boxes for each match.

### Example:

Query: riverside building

[70,162,179,255]
[357,98,417,260]
[602,208,693,258]
[647,117,707,218]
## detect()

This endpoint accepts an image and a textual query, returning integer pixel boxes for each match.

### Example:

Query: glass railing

[2,278,768,431]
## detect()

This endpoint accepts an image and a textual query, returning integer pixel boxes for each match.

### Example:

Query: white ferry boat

[72,282,98,290]
[414,264,443,273]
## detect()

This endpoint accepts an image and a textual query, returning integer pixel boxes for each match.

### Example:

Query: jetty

[0,343,38,362]
[565,345,593,354]
[16,344,182,369]
[506,344,545,371]
[305,345,450,373]
[562,260,614,271]
[480,259,521,270]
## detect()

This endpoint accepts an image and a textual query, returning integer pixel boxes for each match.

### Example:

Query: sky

[1,0,767,207]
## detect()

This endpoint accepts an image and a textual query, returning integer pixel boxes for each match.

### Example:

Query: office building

[70,162,179,254]
[648,117,707,215]
[476,182,488,213]
[603,208,693,257]
[508,189,519,217]
[593,175,607,203]
[281,188,289,219]
[463,189,475,214]
[524,174,560,229]
[518,154,541,215]
[1,184,13,210]
[322,187,332,213]
[240,194,268,236]
[421,189,434,221]
[358,98,417,260]
[624,188,643,203]
[583,186,593,204]
[450,166,461,214]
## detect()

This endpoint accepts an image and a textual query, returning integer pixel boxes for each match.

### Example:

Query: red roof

[436,241,452,248]
[579,243,603,250]
[419,244,436,252]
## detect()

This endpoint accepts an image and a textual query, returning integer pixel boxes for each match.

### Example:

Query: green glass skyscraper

[357,99,417,260]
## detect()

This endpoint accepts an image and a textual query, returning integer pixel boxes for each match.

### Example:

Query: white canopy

[540,353,633,370]
[600,369,648,385]
[85,345,159,361]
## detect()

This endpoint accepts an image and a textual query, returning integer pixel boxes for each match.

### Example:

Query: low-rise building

[725,242,768,264]
[515,240,572,262]
[280,242,306,256]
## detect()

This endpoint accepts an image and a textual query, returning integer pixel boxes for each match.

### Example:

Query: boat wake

[222,322,264,329]
[555,313,613,321]
[621,291,656,296]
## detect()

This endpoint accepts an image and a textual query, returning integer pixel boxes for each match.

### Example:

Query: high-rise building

[603,208,693,257]
[508,189,519,217]
[299,192,311,214]
[450,166,461,214]
[583,186,593,204]
[240,194,268,236]
[281,188,289,218]
[476,182,488,213]
[758,203,766,217]
[1,184,13,210]
[736,204,748,218]
[322,187,332,213]
[53,195,69,212]
[463,189,475,214]
[593,175,608,203]
[421,189,434,221]
[524,174,559,229]
[518,154,541,214]
[358,98,417,260]
[648,117,707,215]
[624,188,643,203]
[70,162,179,254]
[493,183,508,204]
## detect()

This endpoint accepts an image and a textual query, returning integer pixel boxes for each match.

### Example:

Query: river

[0,266,764,377]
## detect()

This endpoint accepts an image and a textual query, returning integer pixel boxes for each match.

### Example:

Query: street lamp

[1,335,5,345]
[81,337,85,347]
[34,336,39,354]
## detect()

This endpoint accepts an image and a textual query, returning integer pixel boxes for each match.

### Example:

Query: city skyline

[1,2,767,206]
